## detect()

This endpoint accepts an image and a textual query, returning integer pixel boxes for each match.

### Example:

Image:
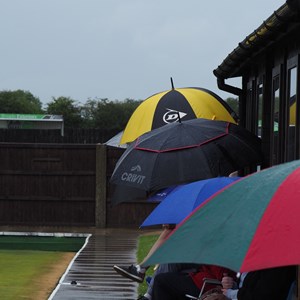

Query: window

[272,75,280,164]
[287,66,297,160]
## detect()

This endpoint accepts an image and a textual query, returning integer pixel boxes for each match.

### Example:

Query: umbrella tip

[170,77,175,90]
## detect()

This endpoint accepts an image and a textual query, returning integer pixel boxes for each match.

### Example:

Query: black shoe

[113,264,145,283]
[137,296,149,300]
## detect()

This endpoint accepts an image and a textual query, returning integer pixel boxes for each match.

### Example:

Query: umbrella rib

[135,133,228,153]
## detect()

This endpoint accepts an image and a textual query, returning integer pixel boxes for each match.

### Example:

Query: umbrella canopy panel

[104,131,127,148]
[143,160,300,273]
[140,176,240,227]
[120,87,238,145]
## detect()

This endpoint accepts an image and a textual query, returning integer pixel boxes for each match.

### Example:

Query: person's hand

[221,275,234,289]
[221,288,228,295]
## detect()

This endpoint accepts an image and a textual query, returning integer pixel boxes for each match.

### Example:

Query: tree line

[0,90,238,133]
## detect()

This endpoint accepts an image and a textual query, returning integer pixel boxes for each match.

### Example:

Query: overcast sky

[0,0,285,106]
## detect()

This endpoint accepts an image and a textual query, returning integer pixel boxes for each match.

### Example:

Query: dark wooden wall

[0,128,119,144]
[0,143,96,226]
[0,143,156,227]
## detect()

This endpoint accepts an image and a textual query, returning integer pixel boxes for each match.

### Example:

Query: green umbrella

[143,160,300,272]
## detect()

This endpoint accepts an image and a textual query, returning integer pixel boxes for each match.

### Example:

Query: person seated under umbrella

[198,266,295,300]
[114,224,176,284]
[114,225,236,300]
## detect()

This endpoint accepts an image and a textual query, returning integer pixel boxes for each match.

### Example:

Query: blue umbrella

[140,176,240,227]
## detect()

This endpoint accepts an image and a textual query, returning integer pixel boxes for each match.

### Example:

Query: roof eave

[213,0,300,80]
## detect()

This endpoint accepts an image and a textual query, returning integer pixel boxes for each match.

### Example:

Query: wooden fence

[0,128,119,144]
[0,142,156,227]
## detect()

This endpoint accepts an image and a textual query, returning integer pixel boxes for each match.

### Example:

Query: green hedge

[0,236,85,252]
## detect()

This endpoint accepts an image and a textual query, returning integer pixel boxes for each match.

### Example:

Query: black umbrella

[109,118,262,204]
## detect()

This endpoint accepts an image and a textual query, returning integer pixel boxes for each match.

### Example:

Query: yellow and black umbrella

[120,86,238,145]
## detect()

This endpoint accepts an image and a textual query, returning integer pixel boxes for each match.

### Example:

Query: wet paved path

[49,228,140,300]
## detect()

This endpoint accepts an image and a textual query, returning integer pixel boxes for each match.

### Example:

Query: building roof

[213,0,300,79]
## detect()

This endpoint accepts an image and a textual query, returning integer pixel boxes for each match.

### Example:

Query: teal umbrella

[143,160,300,272]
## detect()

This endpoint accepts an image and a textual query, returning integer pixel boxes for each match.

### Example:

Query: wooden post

[95,144,107,228]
